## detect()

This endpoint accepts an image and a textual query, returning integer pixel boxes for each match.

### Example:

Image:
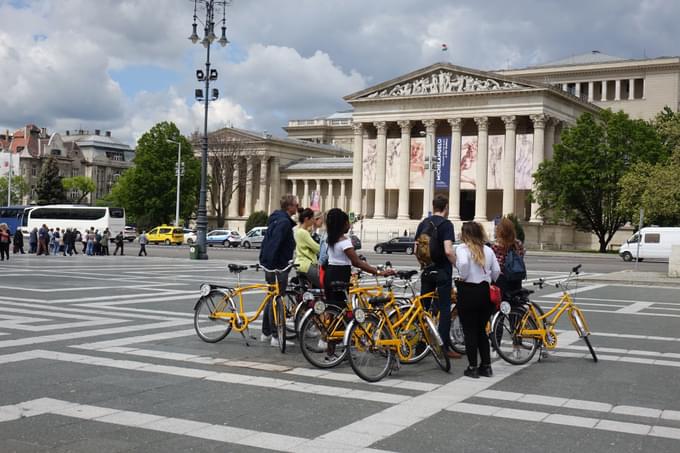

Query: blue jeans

[86,241,94,256]
[421,265,453,351]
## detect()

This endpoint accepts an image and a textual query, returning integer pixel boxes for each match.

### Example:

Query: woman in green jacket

[295,208,321,288]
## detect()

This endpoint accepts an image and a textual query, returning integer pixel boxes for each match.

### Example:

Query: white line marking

[617,301,655,314]
[543,284,608,298]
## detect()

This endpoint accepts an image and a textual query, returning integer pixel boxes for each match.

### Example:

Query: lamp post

[188,0,231,260]
[167,139,183,227]
[419,129,434,217]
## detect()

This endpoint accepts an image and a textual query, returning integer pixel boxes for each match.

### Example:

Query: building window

[71,168,79,177]
[106,151,124,161]
[50,149,61,156]
[634,78,644,99]
[31,166,37,176]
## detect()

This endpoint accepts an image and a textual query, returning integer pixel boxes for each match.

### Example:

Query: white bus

[22,205,126,236]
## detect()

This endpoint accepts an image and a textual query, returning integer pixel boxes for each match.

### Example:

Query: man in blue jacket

[258,194,298,347]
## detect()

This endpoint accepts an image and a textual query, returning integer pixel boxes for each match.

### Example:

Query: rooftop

[532,50,626,68]
[284,157,353,172]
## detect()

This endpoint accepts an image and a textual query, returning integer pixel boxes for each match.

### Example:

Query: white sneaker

[260,333,271,342]
[317,339,328,350]
[270,337,280,348]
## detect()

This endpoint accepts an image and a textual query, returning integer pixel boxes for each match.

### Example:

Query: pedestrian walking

[48,228,56,255]
[37,224,48,256]
[62,229,71,256]
[101,228,111,256]
[13,228,25,254]
[72,229,81,255]
[0,223,11,261]
[94,230,102,255]
[29,227,38,254]
[414,195,461,359]
[113,231,125,256]
[138,230,148,256]
[86,228,95,256]
[454,221,500,379]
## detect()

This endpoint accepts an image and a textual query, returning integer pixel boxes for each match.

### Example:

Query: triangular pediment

[345,63,537,102]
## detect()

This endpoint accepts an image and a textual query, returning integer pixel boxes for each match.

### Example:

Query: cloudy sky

[1,0,678,146]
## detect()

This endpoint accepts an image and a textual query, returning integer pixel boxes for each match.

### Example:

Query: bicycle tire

[583,336,598,362]
[450,307,466,354]
[423,314,451,373]
[299,305,347,369]
[491,308,539,365]
[347,313,393,382]
[193,290,232,343]
[275,296,286,353]
[285,293,299,339]
[389,305,429,364]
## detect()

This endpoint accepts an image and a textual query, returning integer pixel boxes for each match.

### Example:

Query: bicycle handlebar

[252,261,299,274]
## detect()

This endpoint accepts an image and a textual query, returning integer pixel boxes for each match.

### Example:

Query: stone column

[396,120,411,220]
[601,80,608,101]
[615,79,621,101]
[315,178,321,210]
[340,179,347,211]
[473,116,489,222]
[326,180,334,210]
[575,82,581,98]
[530,114,547,223]
[303,179,309,207]
[422,119,437,218]
[291,179,298,200]
[373,121,388,219]
[561,83,568,92]
[628,78,635,99]
[257,156,268,212]
[228,159,240,217]
[588,81,594,102]
[501,115,517,216]
[447,118,462,221]
[269,157,280,213]
[351,123,363,215]
[244,157,253,217]
[545,119,557,160]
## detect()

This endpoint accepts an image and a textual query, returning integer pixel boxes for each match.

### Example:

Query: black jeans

[114,243,124,255]
[138,244,147,256]
[262,270,289,337]
[0,243,9,260]
[455,280,493,368]
[421,265,453,351]
[323,264,351,308]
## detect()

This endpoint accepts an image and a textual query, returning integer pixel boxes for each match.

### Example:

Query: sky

[0,0,678,147]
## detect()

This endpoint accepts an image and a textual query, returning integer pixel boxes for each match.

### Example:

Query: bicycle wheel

[491,308,539,365]
[274,296,287,353]
[299,305,347,369]
[450,307,466,354]
[422,314,450,373]
[583,336,598,362]
[193,290,232,343]
[347,313,393,382]
[389,305,429,364]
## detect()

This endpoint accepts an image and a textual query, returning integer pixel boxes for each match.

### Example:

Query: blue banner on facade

[434,136,451,189]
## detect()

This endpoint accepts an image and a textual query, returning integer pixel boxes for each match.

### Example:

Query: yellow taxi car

[146,225,184,245]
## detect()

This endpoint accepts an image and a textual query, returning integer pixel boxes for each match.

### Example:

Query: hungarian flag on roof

[441,43,448,51]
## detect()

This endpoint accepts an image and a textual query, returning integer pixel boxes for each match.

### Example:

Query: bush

[506,213,525,243]
[245,211,268,233]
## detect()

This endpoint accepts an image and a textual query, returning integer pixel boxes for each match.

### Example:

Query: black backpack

[504,248,527,281]
[415,217,445,268]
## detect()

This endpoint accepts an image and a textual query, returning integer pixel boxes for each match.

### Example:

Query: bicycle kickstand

[241,327,254,347]
[388,355,400,376]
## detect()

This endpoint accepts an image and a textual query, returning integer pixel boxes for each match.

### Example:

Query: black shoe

[464,366,479,379]
[478,365,493,377]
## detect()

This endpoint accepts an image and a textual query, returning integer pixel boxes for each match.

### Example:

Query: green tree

[36,155,66,204]
[62,176,96,204]
[245,211,268,233]
[619,108,680,225]
[105,122,200,229]
[533,110,665,252]
[0,175,29,204]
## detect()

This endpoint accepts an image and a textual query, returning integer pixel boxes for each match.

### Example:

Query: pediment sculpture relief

[364,70,522,98]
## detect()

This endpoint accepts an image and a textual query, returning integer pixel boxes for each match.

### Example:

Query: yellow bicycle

[490,264,598,364]
[193,261,297,353]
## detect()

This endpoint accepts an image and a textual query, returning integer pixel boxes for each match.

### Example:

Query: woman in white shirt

[455,221,500,379]
[324,208,394,306]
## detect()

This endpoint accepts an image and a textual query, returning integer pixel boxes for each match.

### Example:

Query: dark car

[374,236,416,255]
[350,234,361,251]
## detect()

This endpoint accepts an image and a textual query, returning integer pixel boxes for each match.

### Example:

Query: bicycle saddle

[227,264,248,273]
[505,287,533,301]
[368,296,391,306]
[397,270,418,280]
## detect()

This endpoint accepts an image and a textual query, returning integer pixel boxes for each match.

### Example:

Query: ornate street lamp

[188,0,231,259]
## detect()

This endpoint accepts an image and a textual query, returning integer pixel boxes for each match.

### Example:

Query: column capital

[474,116,488,131]
[501,115,517,129]
[423,119,437,132]
[396,120,411,132]
[530,114,548,129]
[447,118,462,132]
[373,121,387,134]
[351,122,363,134]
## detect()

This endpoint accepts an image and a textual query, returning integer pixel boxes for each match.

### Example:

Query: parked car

[618,227,680,262]
[226,230,242,247]
[241,226,267,249]
[123,226,137,242]
[206,229,233,247]
[146,225,184,245]
[374,236,416,255]
[183,228,197,245]
[350,234,362,251]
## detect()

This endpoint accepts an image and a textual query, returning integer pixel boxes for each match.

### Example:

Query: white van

[618,227,680,261]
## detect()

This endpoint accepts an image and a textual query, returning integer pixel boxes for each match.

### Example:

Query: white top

[327,236,353,266]
[455,244,501,283]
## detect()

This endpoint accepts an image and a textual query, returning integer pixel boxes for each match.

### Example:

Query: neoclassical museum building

[205,52,680,247]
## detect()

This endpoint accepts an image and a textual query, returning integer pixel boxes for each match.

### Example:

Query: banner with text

[434,135,451,190]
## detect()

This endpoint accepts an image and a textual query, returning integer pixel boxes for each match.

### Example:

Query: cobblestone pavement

[1,255,679,452]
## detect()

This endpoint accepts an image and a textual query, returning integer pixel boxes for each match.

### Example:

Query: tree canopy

[0,175,29,205]
[62,176,96,204]
[36,155,66,204]
[104,122,200,229]
[533,110,666,252]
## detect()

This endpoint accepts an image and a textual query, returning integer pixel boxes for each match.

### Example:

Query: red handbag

[489,284,502,309]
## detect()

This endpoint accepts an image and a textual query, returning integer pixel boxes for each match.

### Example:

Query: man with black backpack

[415,194,460,359]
